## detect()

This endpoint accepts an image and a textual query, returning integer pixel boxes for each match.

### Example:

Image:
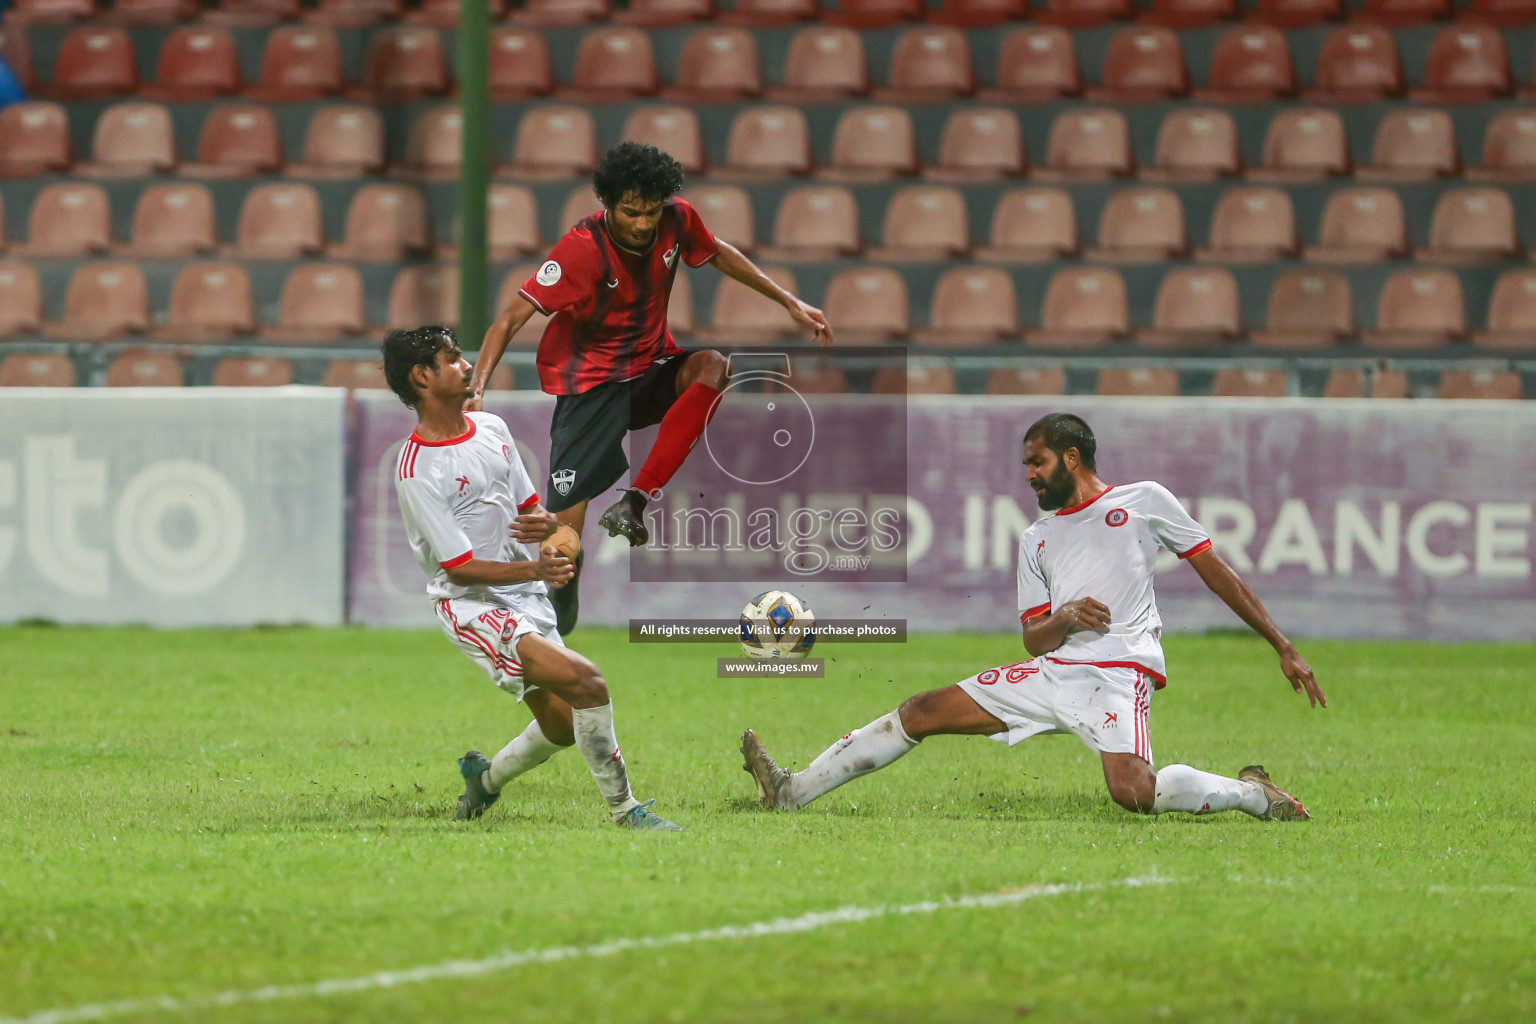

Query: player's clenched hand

[511,510,559,544]
[1059,597,1111,634]
[1279,645,1327,708]
[535,543,575,588]
[787,299,834,347]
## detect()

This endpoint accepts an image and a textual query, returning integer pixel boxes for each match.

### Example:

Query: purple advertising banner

[350,393,1536,642]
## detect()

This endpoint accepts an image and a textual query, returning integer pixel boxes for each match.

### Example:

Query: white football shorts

[957,657,1154,763]
[435,594,564,701]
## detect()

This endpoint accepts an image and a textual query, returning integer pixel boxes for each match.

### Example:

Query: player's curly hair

[382,325,455,409]
[1025,413,1097,471]
[591,142,685,209]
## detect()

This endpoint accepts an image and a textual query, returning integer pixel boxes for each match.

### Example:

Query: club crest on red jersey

[1105,508,1129,527]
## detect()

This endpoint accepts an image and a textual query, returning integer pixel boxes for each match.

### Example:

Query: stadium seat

[0,103,71,177]
[1251,108,1348,181]
[0,262,43,338]
[506,106,597,179]
[975,187,1077,262]
[762,185,860,260]
[874,361,957,395]
[1213,368,1289,397]
[1039,108,1132,179]
[265,264,367,343]
[1138,267,1241,347]
[1141,0,1233,26]
[46,27,139,100]
[1030,268,1128,347]
[1197,26,1295,103]
[78,103,175,178]
[1035,0,1132,27]
[613,0,714,25]
[980,26,1081,103]
[331,184,429,261]
[768,27,866,102]
[289,105,384,178]
[775,357,847,394]
[564,28,658,101]
[121,183,217,258]
[1476,270,1536,350]
[719,0,818,24]
[1307,26,1403,103]
[182,105,282,177]
[665,27,761,102]
[1421,188,1519,263]
[481,184,542,260]
[870,186,969,261]
[1088,27,1188,102]
[1331,368,1411,399]
[489,29,554,100]
[0,353,75,387]
[1359,109,1459,182]
[823,267,911,341]
[621,107,704,174]
[876,27,974,102]
[146,27,242,101]
[213,357,294,387]
[1321,368,1364,398]
[698,265,803,343]
[1096,367,1178,396]
[0,26,35,94]
[1468,0,1536,26]
[244,28,345,102]
[1470,110,1536,182]
[1306,188,1408,263]
[1147,108,1239,180]
[823,0,922,26]
[105,351,183,388]
[159,262,255,340]
[984,366,1066,395]
[1255,0,1339,26]
[203,0,304,24]
[307,0,404,26]
[1365,269,1465,348]
[820,107,917,180]
[232,183,324,258]
[559,186,601,232]
[399,105,461,179]
[4,0,97,22]
[913,266,1017,346]
[931,0,1028,25]
[1252,270,1353,348]
[408,0,507,26]
[684,184,754,252]
[358,27,449,101]
[1438,369,1522,399]
[47,262,150,340]
[15,183,111,258]
[1199,187,1296,262]
[509,0,608,24]
[1088,187,1185,262]
[1357,0,1446,24]
[387,264,458,328]
[719,106,812,178]
[926,108,1026,181]
[322,360,388,389]
[1414,26,1511,102]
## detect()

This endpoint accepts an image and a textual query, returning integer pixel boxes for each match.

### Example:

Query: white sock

[1153,764,1268,816]
[482,720,565,794]
[571,702,640,820]
[782,710,918,810]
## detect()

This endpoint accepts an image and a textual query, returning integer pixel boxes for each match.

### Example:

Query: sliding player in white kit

[383,325,681,830]
[741,413,1327,821]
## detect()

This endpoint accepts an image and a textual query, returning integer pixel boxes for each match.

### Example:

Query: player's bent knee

[895,691,943,741]
[1107,777,1155,814]
[564,662,609,709]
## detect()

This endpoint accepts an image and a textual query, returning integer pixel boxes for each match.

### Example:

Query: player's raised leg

[741,685,1004,810]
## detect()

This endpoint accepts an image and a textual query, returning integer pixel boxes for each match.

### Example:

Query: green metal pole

[457,0,491,350]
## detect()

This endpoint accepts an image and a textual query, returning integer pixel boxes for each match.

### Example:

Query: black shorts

[544,351,692,512]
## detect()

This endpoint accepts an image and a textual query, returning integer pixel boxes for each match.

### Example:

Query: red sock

[633,382,722,496]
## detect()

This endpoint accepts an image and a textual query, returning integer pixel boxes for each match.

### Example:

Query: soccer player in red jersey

[468,143,833,634]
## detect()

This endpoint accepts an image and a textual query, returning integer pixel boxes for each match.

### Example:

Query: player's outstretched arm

[443,544,575,589]
[1021,598,1112,657]
[709,241,833,347]
[467,295,540,411]
[1186,549,1327,708]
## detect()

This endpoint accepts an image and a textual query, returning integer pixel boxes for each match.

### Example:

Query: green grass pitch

[2,625,1533,1024]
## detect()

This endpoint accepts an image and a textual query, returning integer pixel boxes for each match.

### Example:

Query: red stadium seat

[771,27,868,101]
[289,105,384,178]
[399,105,461,179]
[927,107,1026,181]
[559,186,601,233]
[976,187,1077,262]
[613,0,714,25]
[408,0,507,26]
[914,266,1017,346]
[823,267,911,341]
[264,263,367,342]
[824,0,922,27]
[203,0,303,24]
[1036,0,1132,28]
[665,27,761,102]
[1147,108,1239,180]
[1307,188,1407,263]
[5,0,96,24]
[1369,370,1411,398]
[0,262,44,338]
[359,27,449,101]
[232,183,324,259]
[0,353,75,387]
[1414,26,1512,102]
[182,105,282,177]
[1365,269,1465,348]
[1251,108,1348,182]
[146,27,242,101]
[331,184,429,261]
[621,106,704,174]
[1249,0,1339,27]
[507,106,597,178]
[48,262,150,340]
[509,0,609,23]
[684,184,754,252]
[763,186,860,261]
[1438,369,1522,400]
[982,27,1080,103]
[387,264,458,329]
[874,361,957,395]
[877,27,974,102]
[1468,0,1536,26]
[15,183,111,258]
[307,0,404,26]
[1030,268,1128,347]
[720,0,817,24]
[105,351,183,388]
[777,357,847,394]
[47,27,139,100]
[1213,369,1289,397]
[489,29,554,100]
[213,357,294,387]
[1307,26,1403,103]
[121,184,216,258]
[1360,0,1447,23]
[819,106,917,181]
[106,0,197,23]
[1139,267,1241,347]
[1096,367,1178,396]
[1141,0,1233,27]
[699,266,802,344]
[81,102,174,178]
[870,186,969,261]
[720,106,812,178]
[1476,270,1536,350]
[483,184,542,260]
[1198,187,1296,262]
[159,262,255,340]
[1088,187,1186,262]
[1253,270,1353,349]
[1088,27,1187,102]
[932,0,1029,27]
[0,26,36,94]
[1359,109,1459,181]
[984,366,1066,395]
[1421,188,1519,263]
[321,360,389,390]
[1471,110,1536,182]
[0,102,71,177]
[564,28,658,101]
[247,27,344,102]
[1196,26,1295,103]
[1039,108,1132,180]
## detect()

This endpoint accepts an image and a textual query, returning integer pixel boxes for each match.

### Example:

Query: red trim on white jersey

[1045,655,1167,689]
[1177,538,1213,560]
[517,493,541,513]
[1054,484,1115,517]
[1020,602,1052,623]
[410,420,477,447]
[398,440,421,480]
[439,550,473,570]
[440,599,523,673]
[1133,672,1150,761]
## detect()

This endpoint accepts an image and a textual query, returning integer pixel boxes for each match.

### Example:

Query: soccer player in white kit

[383,325,681,830]
[741,413,1327,821]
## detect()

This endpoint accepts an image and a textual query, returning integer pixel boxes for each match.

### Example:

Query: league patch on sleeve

[536,260,561,286]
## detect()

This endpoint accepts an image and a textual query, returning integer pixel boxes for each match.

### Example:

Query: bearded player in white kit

[383,325,681,830]
[742,413,1328,821]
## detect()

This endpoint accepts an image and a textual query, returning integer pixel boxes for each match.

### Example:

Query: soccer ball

[739,591,817,659]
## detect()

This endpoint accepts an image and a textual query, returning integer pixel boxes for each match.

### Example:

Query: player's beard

[1032,461,1076,511]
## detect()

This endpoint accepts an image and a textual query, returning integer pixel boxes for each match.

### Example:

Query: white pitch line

[2,875,1173,1024]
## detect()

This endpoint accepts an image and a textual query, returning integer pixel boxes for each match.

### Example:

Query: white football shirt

[1016,481,1211,686]
[394,412,545,604]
